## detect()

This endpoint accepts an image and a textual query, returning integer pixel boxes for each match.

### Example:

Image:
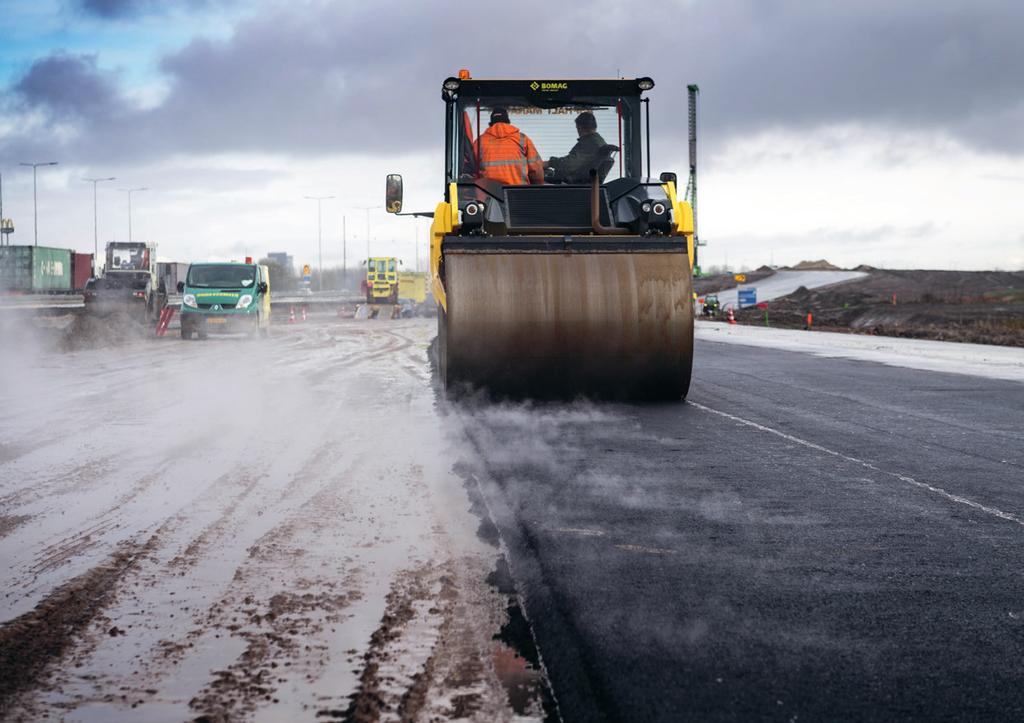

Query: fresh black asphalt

[456,338,1024,722]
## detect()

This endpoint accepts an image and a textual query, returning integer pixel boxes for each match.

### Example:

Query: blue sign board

[737,287,757,307]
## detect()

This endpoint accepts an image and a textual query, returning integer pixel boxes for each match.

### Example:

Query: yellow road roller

[386,72,695,400]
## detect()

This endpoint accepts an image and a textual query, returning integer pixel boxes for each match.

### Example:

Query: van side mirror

[258,281,268,294]
[385,174,403,214]
[176,281,184,293]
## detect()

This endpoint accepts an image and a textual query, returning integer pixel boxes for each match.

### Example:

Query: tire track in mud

[6,442,358,718]
[340,557,550,723]
[3,436,246,610]
[181,455,371,719]
[25,462,176,579]
[0,535,158,718]
[4,318,536,719]
[0,453,118,510]
[302,325,415,386]
[0,515,31,540]
[180,437,449,718]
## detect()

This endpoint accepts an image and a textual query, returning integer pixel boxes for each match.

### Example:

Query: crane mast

[685,83,701,275]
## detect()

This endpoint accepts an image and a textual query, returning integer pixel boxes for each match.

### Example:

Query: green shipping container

[0,245,73,292]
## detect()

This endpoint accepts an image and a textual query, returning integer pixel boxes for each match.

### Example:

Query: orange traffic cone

[301,306,307,322]
[727,308,736,325]
[288,306,296,324]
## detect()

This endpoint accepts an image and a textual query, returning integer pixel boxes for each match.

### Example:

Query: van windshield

[188,264,256,288]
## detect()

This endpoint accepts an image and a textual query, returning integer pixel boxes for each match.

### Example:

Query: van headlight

[183,294,197,308]
[236,294,254,309]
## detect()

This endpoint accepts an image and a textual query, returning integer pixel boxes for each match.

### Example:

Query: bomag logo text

[531,81,568,92]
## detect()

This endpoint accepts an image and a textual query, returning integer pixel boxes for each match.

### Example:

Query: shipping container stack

[71,252,94,290]
[0,245,73,293]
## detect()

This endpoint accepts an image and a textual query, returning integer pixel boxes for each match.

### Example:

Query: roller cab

[387,73,695,401]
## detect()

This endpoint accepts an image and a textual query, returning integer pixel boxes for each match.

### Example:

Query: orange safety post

[155,306,175,337]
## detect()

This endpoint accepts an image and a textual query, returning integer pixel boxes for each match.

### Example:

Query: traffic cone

[288,306,296,324]
[727,308,736,325]
[301,306,307,322]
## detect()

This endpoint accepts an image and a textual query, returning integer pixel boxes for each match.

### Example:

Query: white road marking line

[551,527,606,537]
[690,401,1024,528]
[615,544,676,555]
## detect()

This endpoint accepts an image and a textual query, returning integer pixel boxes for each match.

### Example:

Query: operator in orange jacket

[475,108,544,185]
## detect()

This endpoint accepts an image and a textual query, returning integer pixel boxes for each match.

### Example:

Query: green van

[177,261,271,339]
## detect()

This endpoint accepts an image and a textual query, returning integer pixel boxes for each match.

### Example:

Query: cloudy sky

[1,0,1022,271]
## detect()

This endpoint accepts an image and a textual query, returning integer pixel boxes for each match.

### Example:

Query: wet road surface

[0,317,546,721]
[3,314,1024,721]
[455,337,1024,721]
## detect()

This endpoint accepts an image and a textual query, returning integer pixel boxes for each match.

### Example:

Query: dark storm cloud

[6,0,1024,163]
[78,0,148,17]
[78,0,216,18]
[14,53,126,120]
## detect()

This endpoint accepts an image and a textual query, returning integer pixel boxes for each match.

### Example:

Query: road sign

[302,263,312,283]
[737,287,757,307]
[734,273,746,283]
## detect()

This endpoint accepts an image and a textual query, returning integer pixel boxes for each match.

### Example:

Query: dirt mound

[727,268,1024,346]
[60,312,152,351]
[790,259,842,271]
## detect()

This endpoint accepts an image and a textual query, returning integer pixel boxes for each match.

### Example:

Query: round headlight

[465,202,480,216]
[641,202,652,214]
[443,78,460,91]
[653,202,666,216]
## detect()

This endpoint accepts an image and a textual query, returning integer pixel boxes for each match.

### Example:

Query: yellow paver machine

[386,71,695,400]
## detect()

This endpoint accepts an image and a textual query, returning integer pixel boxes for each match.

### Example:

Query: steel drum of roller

[440,250,694,401]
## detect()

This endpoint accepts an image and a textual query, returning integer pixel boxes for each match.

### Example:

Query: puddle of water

[485,554,557,720]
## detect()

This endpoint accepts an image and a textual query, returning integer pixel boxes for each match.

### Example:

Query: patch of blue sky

[0,0,245,100]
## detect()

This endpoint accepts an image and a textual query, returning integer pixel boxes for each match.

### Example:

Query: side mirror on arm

[385,174,403,214]
[177,281,184,293]
[659,172,678,186]
[258,282,268,294]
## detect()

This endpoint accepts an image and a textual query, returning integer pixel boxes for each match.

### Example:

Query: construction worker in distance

[545,111,608,183]
[476,107,544,185]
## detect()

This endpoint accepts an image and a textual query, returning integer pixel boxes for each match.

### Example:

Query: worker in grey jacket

[545,111,609,183]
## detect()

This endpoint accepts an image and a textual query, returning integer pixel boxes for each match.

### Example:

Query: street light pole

[304,195,334,291]
[342,215,347,286]
[119,187,147,243]
[84,177,115,262]
[353,205,381,260]
[19,161,58,246]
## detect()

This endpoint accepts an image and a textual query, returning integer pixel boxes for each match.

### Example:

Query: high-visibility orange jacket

[475,123,544,185]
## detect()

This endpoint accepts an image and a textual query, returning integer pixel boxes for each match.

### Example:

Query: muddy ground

[0,315,549,721]
[710,268,1024,347]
